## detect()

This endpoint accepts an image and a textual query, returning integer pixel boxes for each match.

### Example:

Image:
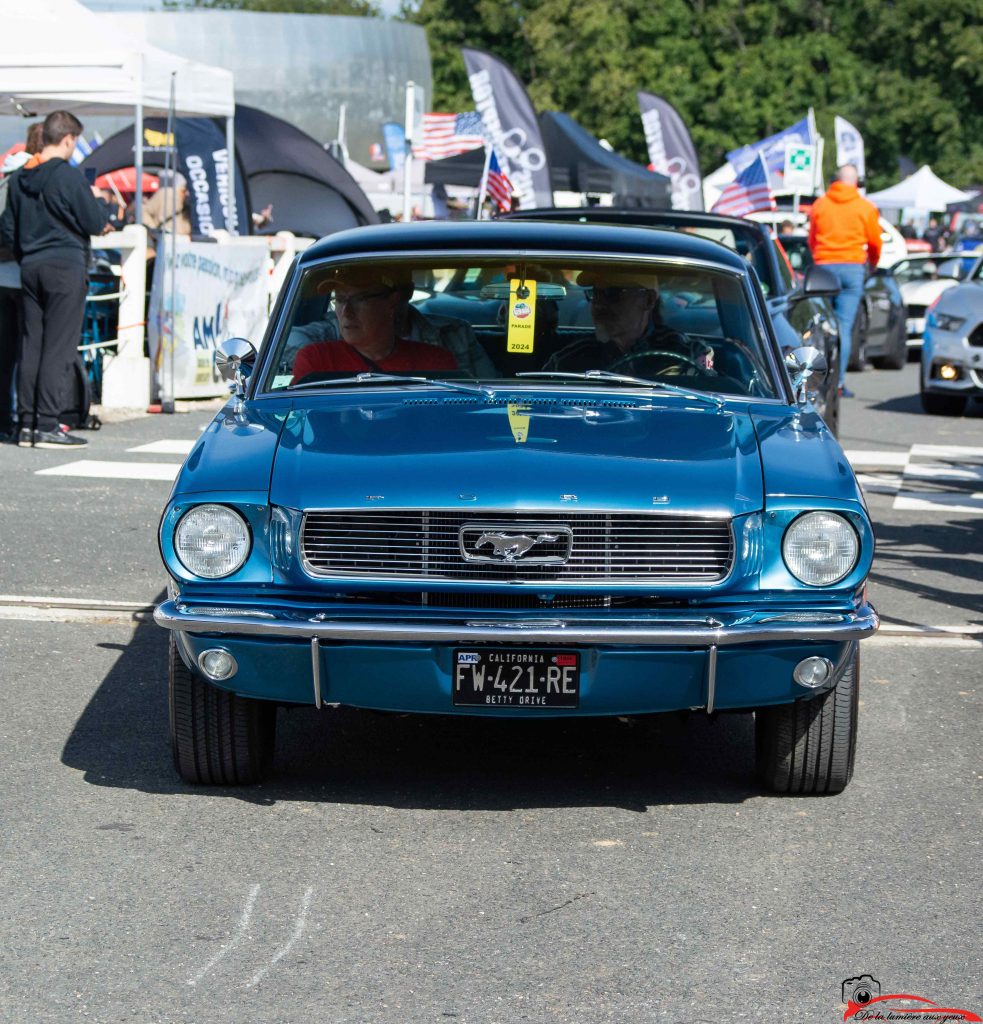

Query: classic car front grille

[300,510,733,584]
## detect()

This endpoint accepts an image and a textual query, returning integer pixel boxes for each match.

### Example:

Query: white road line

[845,450,910,468]
[188,884,261,988]
[902,462,983,483]
[35,460,180,481]
[910,444,983,463]
[0,607,152,625]
[245,888,314,989]
[127,440,196,455]
[893,490,983,515]
[856,471,903,495]
[0,594,150,610]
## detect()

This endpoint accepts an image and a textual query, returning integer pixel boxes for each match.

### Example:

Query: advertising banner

[462,47,552,209]
[149,241,269,399]
[834,115,866,181]
[727,112,816,182]
[175,118,248,236]
[637,91,703,210]
[382,121,407,173]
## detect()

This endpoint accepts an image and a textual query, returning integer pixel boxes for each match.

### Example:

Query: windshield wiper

[285,373,495,397]
[514,370,725,409]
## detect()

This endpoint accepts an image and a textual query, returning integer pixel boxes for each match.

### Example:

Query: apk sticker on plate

[453,648,580,708]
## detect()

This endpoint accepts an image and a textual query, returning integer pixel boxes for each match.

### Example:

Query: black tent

[80,105,378,237]
[424,111,670,208]
[539,112,669,207]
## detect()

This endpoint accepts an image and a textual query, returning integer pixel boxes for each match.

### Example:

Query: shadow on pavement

[866,392,983,417]
[871,516,983,623]
[62,602,759,811]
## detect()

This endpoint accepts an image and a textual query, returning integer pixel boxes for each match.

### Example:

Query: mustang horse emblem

[474,532,559,562]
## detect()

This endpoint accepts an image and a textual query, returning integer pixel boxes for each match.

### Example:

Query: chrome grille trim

[300,509,734,584]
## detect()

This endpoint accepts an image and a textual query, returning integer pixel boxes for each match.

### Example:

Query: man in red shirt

[292,269,456,382]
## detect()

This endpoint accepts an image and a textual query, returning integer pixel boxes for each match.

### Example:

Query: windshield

[891,255,973,285]
[263,258,779,399]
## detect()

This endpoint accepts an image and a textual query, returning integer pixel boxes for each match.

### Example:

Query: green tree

[170,0,380,14]
[404,0,983,189]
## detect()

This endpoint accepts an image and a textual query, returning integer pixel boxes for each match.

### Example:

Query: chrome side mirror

[215,338,257,406]
[785,345,828,404]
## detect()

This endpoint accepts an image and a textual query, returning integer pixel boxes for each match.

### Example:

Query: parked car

[890,252,981,352]
[778,233,907,370]
[155,221,878,794]
[746,209,908,269]
[920,255,983,415]
[501,207,842,436]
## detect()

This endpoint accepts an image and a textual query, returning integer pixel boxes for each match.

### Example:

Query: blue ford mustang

[155,222,877,793]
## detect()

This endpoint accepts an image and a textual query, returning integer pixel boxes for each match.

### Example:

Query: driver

[545,269,713,375]
[292,267,457,382]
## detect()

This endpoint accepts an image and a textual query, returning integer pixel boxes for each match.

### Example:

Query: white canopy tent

[0,0,236,223]
[866,165,976,213]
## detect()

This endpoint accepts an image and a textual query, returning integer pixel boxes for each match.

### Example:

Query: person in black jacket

[0,110,108,448]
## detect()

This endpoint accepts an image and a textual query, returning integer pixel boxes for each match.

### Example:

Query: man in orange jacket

[808,164,882,397]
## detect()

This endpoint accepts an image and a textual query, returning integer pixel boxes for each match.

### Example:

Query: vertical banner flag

[727,112,817,185]
[637,92,703,211]
[175,118,248,235]
[834,116,865,181]
[462,47,552,210]
[382,122,408,173]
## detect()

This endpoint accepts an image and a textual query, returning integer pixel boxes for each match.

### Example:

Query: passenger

[545,269,713,376]
[292,268,457,382]
[287,276,495,376]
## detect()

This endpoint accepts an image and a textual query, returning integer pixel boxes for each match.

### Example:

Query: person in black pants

[0,110,108,448]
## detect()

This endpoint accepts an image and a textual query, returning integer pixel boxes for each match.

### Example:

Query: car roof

[300,220,750,273]
[501,206,773,239]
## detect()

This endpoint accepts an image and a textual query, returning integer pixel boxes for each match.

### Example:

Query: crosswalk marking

[127,440,196,455]
[848,446,983,515]
[35,460,181,481]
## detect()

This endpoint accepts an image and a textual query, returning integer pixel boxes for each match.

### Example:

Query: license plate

[453,648,580,708]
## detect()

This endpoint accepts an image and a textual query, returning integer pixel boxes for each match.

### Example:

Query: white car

[891,253,982,349]
[920,257,983,415]
[747,209,906,268]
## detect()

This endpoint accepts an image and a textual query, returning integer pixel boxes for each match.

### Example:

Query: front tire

[169,636,276,785]
[920,389,968,416]
[871,317,907,370]
[847,306,867,372]
[755,647,859,794]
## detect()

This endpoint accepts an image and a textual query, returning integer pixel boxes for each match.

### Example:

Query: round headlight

[782,511,859,586]
[174,504,251,578]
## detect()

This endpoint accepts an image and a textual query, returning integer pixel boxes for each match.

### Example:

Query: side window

[775,242,795,289]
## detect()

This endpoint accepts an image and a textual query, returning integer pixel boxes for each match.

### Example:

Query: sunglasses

[585,286,654,303]
[330,289,393,312]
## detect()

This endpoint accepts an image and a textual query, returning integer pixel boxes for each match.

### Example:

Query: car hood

[269,393,764,516]
[900,279,958,305]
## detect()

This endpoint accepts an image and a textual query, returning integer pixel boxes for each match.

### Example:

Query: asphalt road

[0,363,980,1024]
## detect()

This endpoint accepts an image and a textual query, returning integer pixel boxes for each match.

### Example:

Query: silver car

[920,255,983,415]
[892,252,981,351]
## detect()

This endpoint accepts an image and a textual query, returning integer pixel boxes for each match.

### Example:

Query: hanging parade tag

[507,278,536,354]
[507,402,532,443]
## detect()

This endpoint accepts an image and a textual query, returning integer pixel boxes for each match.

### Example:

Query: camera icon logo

[842,975,881,1006]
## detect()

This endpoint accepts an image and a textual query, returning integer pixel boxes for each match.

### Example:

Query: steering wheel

[608,348,706,375]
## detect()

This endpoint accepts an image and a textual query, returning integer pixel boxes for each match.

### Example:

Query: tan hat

[313,264,412,295]
[577,267,659,290]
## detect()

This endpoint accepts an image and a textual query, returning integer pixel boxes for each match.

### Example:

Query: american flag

[711,153,777,217]
[485,150,514,212]
[412,111,485,161]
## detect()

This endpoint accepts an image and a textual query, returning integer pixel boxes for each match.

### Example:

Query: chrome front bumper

[154,599,879,647]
